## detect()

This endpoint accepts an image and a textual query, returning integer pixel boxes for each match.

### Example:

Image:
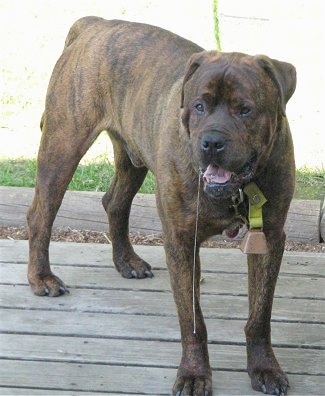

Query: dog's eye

[194,103,205,114]
[239,106,251,117]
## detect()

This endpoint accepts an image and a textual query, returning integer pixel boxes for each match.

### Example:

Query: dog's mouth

[202,165,233,185]
[201,154,257,198]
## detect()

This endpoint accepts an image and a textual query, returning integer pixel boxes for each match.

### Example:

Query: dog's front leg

[245,230,289,395]
[164,237,212,396]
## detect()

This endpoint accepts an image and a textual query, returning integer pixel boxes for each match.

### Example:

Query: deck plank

[1,360,325,395]
[1,334,324,375]
[1,285,324,323]
[1,308,324,348]
[1,240,324,275]
[2,262,324,300]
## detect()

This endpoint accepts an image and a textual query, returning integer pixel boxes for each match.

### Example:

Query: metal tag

[240,229,268,254]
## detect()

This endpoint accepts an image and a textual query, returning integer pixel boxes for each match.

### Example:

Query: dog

[27,17,296,395]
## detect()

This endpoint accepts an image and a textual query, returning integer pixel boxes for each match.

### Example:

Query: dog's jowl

[27,17,296,395]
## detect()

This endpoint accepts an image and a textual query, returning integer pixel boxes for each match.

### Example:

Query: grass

[0,157,156,194]
[0,158,323,200]
[295,167,325,200]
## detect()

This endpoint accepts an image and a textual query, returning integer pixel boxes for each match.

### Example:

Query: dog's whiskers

[192,169,201,334]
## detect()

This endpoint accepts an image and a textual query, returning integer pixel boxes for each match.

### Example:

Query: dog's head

[180,51,296,198]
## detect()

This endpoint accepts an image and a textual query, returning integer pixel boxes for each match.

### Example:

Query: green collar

[243,182,267,230]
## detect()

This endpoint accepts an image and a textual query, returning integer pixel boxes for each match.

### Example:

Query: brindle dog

[27,17,296,395]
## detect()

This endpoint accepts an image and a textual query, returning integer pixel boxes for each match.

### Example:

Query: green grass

[0,158,156,194]
[0,158,323,200]
[0,159,37,188]
[295,167,325,200]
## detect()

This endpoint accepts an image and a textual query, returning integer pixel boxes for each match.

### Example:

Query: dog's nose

[201,132,225,154]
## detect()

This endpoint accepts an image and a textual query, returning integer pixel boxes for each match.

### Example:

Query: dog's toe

[173,375,212,396]
[29,274,69,297]
[251,368,289,395]
[116,255,153,279]
[127,267,153,279]
[144,270,154,278]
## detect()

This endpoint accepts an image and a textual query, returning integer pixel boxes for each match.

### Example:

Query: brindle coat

[27,17,296,395]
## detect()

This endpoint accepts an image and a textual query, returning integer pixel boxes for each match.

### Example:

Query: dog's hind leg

[102,135,153,279]
[27,118,100,296]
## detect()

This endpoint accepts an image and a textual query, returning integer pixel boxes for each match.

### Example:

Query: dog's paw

[115,255,153,279]
[28,273,69,297]
[250,367,289,395]
[173,375,212,396]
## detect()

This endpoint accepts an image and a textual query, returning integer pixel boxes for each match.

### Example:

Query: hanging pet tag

[240,229,268,254]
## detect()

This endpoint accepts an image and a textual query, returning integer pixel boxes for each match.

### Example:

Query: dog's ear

[255,55,296,116]
[181,51,217,108]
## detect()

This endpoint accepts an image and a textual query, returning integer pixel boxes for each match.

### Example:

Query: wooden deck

[0,239,324,395]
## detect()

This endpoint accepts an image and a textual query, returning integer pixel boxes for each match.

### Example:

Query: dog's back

[64,16,106,48]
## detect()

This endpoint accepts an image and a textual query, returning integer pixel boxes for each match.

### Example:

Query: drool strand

[192,169,201,334]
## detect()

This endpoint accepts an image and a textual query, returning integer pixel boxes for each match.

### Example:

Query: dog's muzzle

[198,130,256,198]
[201,154,257,199]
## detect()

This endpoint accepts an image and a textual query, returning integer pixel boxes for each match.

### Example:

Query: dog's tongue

[203,165,233,184]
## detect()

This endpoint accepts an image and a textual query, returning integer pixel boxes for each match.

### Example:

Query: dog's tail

[64,16,106,48]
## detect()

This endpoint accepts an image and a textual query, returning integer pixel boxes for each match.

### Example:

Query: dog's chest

[199,194,247,238]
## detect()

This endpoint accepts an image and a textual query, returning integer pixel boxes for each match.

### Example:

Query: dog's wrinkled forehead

[195,57,262,102]
[182,50,296,115]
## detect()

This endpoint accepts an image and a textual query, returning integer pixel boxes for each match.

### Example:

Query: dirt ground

[1,226,324,253]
